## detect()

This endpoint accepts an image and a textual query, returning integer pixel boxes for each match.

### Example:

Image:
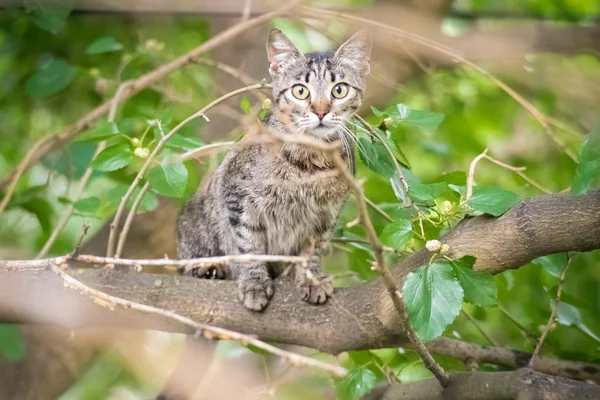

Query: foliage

[1,2,600,399]
[0,324,26,361]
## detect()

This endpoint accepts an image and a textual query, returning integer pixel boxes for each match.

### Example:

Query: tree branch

[363,368,600,400]
[0,191,598,379]
[427,337,600,383]
[0,1,298,190]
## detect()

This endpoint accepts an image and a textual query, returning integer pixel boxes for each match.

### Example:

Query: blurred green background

[0,0,599,399]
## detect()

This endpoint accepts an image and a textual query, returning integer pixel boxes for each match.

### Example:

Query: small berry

[426,240,442,252]
[440,244,450,255]
[134,147,150,159]
[441,200,453,214]
[131,138,141,147]
[262,98,272,110]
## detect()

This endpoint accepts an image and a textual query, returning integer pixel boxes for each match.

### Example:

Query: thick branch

[428,337,600,383]
[0,191,598,357]
[364,368,600,400]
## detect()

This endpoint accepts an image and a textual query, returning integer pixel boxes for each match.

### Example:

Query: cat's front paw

[296,273,333,305]
[238,278,274,311]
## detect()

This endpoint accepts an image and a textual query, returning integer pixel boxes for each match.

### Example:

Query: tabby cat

[177,28,371,311]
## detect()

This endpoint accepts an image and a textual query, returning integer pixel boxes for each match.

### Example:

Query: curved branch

[428,337,600,383]
[364,368,600,400]
[0,190,598,376]
[0,2,298,190]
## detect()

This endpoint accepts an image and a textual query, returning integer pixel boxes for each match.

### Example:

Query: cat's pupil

[335,86,341,94]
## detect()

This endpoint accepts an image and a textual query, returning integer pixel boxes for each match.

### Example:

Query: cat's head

[266,29,372,140]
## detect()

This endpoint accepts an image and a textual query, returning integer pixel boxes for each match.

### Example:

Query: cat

[176,28,372,311]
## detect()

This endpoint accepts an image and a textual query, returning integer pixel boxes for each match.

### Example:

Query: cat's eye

[331,83,349,99]
[291,84,310,100]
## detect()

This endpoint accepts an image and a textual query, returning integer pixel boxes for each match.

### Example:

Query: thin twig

[72,222,90,258]
[181,141,236,161]
[44,258,346,377]
[115,141,236,257]
[354,115,411,206]
[497,304,538,344]
[195,59,264,90]
[0,137,45,215]
[241,0,252,21]
[484,154,552,194]
[461,309,499,347]
[364,197,394,222]
[300,6,578,163]
[529,254,573,368]
[114,181,151,258]
[194,58,266,102]
[466,148,489,200]
[106,82,269,257]
[36,82,132,259]
[466,148,553,200]
[264,122,451,387]
[334,152,450,386]
[0,1,299,190]
[0,254,317,273]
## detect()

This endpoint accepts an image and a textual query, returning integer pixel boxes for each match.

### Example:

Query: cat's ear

[334,29,372,76]
[266,29,304,76]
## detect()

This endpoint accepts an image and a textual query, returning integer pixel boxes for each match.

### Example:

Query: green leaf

[450,256,497,307]
[166,134,204,151]
[240,96,251,114]
[73,196,101,214]
[358,138,395,178]
[467,186,520,216]
[532,253,568,278]
[75,122,120,143]
[448,184,467,198]
[6,184,48,207]
[86,36,123,55]
[147,155,188,198]
[0,325,26,361]
[19,198,53,234]
[335,367,376,400]
[105,185,159,213]
[378,131,411,169]
[245,344,268,355]
[384,104,445,130]
[91,144,133,172]
[390,175,409,204]
[408,182,448,206]
[32,4,71,34]
[432,171,466,186]
[572,125,600,195]
[6,187,53,234]
[379,220,414,250]
[403,262,463,341]
[400,106,445,130]
[556,303,600,344]
[25,58,76,98]
[398,362,433,383]
[370,106,383,117]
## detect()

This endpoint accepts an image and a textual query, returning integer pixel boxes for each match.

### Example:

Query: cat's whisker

[335,127,352,164]
[339,125,369,160]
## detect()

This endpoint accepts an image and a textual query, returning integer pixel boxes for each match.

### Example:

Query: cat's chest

[255,172,349,212]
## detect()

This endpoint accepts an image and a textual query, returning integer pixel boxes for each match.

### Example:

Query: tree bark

[1,190,598,354]
[364,368,600,400]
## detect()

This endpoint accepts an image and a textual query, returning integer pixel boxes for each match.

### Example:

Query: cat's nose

[311,101,331,120]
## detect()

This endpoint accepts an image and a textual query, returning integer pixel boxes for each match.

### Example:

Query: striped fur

[176,29,371,311]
